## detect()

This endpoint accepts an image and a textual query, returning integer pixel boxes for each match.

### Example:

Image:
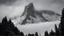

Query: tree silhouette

[50,30,55,36]
[35,32,38,36]
[20,32,24,36]
[59,8,64,36]
[28,33,34,36]
[28,33,31,36]
[55,24,59,36]
[2,16,8,24]
[44,31,49,36]
[0,16,21,36]
[8,19,20,35]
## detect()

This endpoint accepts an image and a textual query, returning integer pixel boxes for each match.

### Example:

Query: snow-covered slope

[12,3,61,25]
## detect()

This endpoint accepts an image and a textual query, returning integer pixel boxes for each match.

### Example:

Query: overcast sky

[0,0,64,22]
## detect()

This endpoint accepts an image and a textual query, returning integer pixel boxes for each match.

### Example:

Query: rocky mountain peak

[21,3,35,17]
[26,3,34,9]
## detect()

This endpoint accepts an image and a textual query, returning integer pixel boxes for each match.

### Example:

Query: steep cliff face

[21,3,35,16]
[12,3,61,25]
[21,3,49,24]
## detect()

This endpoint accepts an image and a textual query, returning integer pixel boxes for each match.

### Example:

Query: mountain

[12,3,61,25]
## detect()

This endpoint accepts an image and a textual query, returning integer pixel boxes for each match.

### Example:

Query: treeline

[44,8,64,36]
[0,16,24,36]
[0,15,39,36]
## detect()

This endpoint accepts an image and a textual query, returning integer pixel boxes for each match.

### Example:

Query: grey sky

[0,0,64,22]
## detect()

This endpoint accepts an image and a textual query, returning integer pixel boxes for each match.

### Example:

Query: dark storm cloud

[0,0,17,5]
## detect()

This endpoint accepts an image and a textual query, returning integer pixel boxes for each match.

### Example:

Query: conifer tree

[44,31,49,36]
[55,24,59,36]
[59,8,64,36]
[50,30,55,36]
[35,32,38,36]
[20,32,24,36]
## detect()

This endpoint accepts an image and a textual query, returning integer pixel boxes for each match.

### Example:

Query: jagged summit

[21,3,35,17]
[21,3,37,24]
[28,3,34,8]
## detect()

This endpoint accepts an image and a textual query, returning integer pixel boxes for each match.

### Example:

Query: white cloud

[16,21,60,35]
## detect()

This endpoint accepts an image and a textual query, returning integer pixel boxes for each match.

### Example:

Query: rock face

[21,3,49,24]
[21,3,35,16]
[12,3,61,25]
